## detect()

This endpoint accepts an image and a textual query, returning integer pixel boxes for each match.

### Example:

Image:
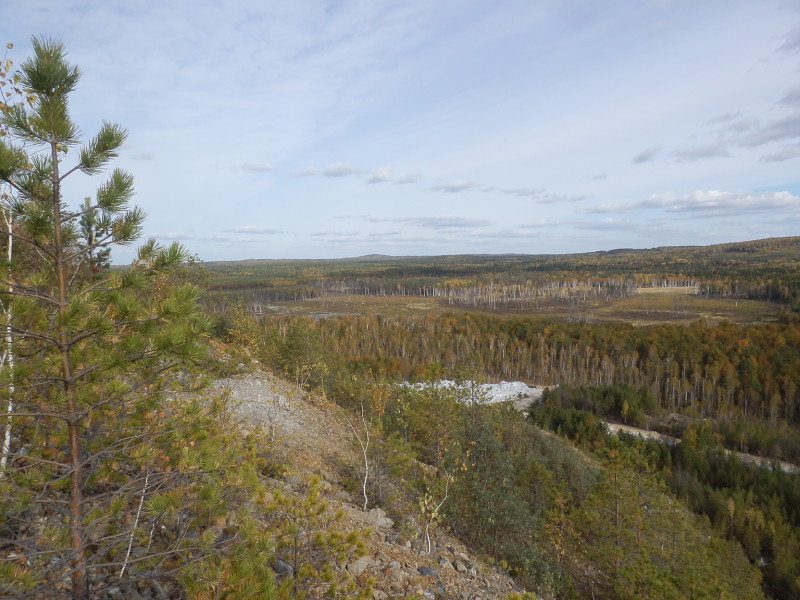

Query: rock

[417,566,439,578]
[348,555,374,578]
[107,587,123,600]
[438,556,454,570]
[150,580,168,600]
[454,559,468,574]
[383,566,405,582]
[274,558,293,575]
[123,586,143,600]
[374,550,390,564]
[285,475,303,488]
[335,490,351,502]
[367,507,394,528]
[372,591,389,600]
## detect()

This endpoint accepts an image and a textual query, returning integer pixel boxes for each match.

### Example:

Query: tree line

[204,236,800,308]
[243,313,800,450]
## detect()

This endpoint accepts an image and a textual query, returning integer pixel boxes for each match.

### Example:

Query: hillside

[216,369,527,600]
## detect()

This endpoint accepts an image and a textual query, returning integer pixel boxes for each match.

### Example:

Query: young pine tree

[0,37,208,598]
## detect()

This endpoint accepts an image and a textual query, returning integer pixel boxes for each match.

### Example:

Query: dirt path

[603,420,800,474]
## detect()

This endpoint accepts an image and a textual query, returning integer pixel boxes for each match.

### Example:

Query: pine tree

[0,37,208,598]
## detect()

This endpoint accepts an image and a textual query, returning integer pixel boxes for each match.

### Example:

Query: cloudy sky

[3,0,800,262]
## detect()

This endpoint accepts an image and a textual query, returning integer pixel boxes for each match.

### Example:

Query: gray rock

[383,566,404,581]
[150,580,168,600]
[285,475,303,488]
[417,566,439,578]
[454,559,468,574]
[367,507,394,528]
[274,558,293,575]
[374,551,390,564]
[372,591,389,600]
[123,589,142,600]
[348,555,374,578]
[438,556,454,570]
[107,587,123,600]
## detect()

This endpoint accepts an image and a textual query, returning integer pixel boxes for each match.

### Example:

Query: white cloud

[291,166,320,177]
[241,162,274,172]
[394,173,421,184]
[368,166,394,184]
[673,142,730,161]
[741,112,800,147]
[596,190,800,217]
[762,145,800,162]
[322,162,363,177]
[227,226,282,234]
[399,216,490,229]
[777,27,800,53]
[633,144,662,164]
[542,193,587,204]
[431,180,479,193]
[780,87,800,107]
[501,187,546,197]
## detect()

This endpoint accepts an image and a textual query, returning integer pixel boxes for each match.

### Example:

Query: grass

[250,292,780,326]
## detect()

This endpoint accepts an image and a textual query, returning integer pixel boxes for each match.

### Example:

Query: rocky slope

[218,371,529,600]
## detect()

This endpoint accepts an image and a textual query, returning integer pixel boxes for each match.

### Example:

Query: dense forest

[234,313,800,459]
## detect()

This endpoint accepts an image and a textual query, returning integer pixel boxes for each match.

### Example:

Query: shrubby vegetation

[532,390,800,600]
[0,39,367,600]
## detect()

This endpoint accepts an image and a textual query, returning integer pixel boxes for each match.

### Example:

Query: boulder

[348,555,374,578]
[274,559,293,575]
[417,566,439,578]
[367,507,394,528]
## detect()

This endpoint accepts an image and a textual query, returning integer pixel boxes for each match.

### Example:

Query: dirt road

[603,420,800,474]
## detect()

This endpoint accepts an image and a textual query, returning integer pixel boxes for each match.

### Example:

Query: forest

[205,235,800,599]
[204,237,800,311]
[2,37,800,600]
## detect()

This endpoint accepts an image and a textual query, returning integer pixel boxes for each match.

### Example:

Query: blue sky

[2,0,800,262]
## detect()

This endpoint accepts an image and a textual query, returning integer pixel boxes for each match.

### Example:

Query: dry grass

[256,292,780,326]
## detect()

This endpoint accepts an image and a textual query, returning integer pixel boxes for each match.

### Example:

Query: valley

[201,236,800,600]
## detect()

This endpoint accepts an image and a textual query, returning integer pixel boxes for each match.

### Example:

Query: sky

[2,0,800,262]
